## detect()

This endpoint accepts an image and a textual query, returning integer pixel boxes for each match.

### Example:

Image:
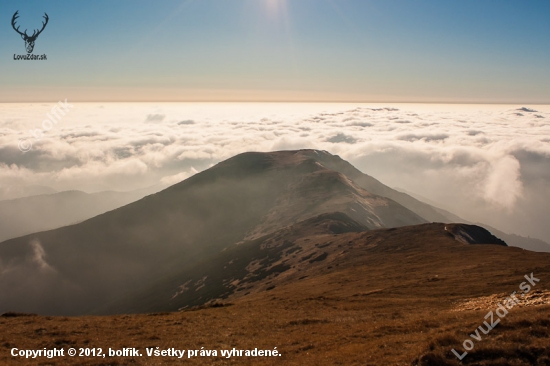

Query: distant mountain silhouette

[0,186,163,242]
[396,186,550,252]
[0,185,57,201]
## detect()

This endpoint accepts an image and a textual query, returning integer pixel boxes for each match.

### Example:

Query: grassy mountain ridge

[0,150,428,315]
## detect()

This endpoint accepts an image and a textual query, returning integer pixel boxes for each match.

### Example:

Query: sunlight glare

[266,0,287,18]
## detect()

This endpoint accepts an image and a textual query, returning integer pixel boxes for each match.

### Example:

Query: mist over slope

[106,214,509,314]
[0,186,163,242]
[0,150,428,315]
[0,185,57,201]
[395,186,550,252]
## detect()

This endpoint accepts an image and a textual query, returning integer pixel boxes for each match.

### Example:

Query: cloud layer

[1,103,549,241]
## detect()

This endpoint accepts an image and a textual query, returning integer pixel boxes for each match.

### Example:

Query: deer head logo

[11,11,49,54]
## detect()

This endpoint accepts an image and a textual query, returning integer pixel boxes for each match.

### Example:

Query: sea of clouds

[0,103,549,242]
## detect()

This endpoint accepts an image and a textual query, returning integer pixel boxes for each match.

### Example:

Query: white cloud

[160,169,197,185]
[482,155,523,210]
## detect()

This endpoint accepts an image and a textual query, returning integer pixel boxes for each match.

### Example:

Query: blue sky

[1,0,549,102]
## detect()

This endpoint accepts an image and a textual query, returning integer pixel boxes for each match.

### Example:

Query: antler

[36,13,49,37]
[30,13,49,39]
[11,11,27,37]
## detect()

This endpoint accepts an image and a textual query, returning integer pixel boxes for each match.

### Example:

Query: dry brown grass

[2,289,549,365]
[1,223,549,365]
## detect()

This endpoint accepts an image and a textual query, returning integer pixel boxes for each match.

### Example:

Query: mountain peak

[0,150,508,315]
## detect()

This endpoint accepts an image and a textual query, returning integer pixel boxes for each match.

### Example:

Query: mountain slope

[0,150,427,315]
[295,150,454,222]
[479,224,550,252]
[2,216,546,365]
[105,214,508,314]
[306,150,550,252]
